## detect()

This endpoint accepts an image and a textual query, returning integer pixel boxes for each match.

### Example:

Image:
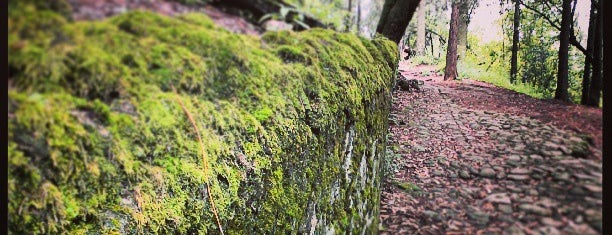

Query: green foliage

[499,2,586,103]
[8,2,398,234]
[259,5,311,30]
[284,0,349,30]
[408,55,438,66]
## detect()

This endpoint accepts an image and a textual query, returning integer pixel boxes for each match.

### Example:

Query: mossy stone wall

[8,1,398,233]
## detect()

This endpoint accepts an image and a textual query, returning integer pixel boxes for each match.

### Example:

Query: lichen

[8,1,398,233]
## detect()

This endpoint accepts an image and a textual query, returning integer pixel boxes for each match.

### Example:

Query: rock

[467,211,490,226]
[498,214,516,223]
[543,142,560,150]
[570,186,587,196]
[507,155,522,162]
[497,171,506,179]
[432,170,444,176]
[584,197,602,206]
[573,172,597,181]
[549,150,565,157]
[527,189,538,196]
[537,226,560,235]
[479,168,496,178]
[459,188,475,199]
[540,217,563,227]
[507,174,530,181]
[469,166,480,175]
[460,170,471,179]
[571,141,590,158]
[493,166,504,171]
[566,221,599,234]
[559,145,572,155]
[528,154,544,163]
[498,204,513,214]
[485,193,512,204]
[509,168,530,175]
[531,173,542,180]
[422,210,441,222]
[582,184,602,193]
[584,209,602,232]
[518,204,551,216]
[503,225,525,235]
[553,172,570,182]
[507,185,523,193]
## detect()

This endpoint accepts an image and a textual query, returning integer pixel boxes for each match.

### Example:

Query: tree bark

[554,0,572,102]
[357,0,361,35]
[444,0,460,81]
[586,0,602,106]
[416,1,426,55]
[376,0,422,44]
[510,0,521,83]
[581,0,596,105]
[457,2,469,60]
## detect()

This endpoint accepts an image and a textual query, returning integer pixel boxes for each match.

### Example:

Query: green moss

[9,3,398,234]
[394,181,421,193]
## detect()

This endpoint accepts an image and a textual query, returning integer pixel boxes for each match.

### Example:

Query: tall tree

[554,0,572,101]
[416,1,426,55]
[376,0,422,44]
[581,0,596,105]
[345,0,353,32]
[586,0,602,106]
[510,0,521,83]
[444,0,460,81]
[357,0,361,34]
[457,2,469,59]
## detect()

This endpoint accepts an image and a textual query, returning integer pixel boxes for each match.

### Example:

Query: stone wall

[8,1,398,233]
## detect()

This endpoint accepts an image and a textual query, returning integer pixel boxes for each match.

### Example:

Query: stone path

[379,66,602,234]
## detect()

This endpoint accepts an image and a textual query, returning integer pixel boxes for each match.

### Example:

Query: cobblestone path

[379,66,602,235]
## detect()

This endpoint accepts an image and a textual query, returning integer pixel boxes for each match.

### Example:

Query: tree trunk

[457,2,469,60]
[345,0,352,32]
[510,0,521,83]
[581,1,596,105]
[554,0,572,102]
[444,0,460,81]
[357,0,361,35]
[416,1,426,55]
[376,0,422,44]
[586,0,602,106]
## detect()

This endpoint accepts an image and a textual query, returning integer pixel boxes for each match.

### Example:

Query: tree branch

[426,29,446,44]
[519,0,592,62]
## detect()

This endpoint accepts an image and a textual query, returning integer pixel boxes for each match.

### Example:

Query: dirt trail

[379,65,602,234]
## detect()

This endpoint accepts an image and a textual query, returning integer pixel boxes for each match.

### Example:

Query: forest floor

[379,63,602,234]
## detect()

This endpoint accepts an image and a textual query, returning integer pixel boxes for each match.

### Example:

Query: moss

[394,181,421,193]
[9,3,398,234]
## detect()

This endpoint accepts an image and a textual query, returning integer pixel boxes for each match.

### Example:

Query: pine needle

[171,85,224,235]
